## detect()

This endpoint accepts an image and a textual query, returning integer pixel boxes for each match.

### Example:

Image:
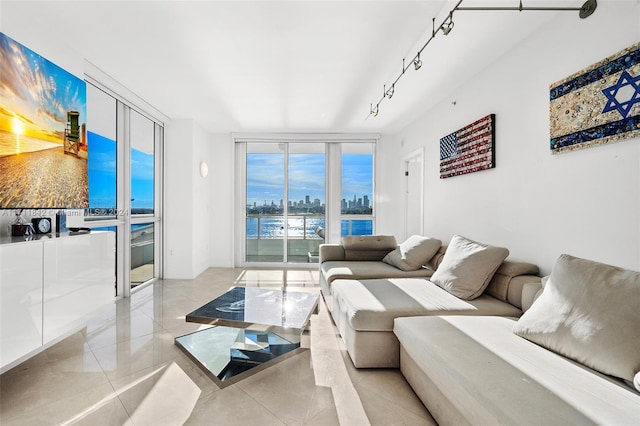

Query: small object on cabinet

[32,217,52,234]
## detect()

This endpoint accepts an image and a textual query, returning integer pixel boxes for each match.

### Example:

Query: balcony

[245,214,374,264]
[246,214,323,263]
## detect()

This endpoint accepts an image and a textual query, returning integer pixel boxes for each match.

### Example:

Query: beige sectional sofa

[394,254,640,424]
[319,234,541,368]
[319,234,640,423]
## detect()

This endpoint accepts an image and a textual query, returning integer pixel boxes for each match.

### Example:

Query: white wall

[164,120,195,279]
[191,124,214,274]
[378,3,640,275]
[164,120,225,278]
[207,134,234,267]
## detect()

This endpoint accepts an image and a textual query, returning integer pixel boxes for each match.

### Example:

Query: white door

[405,151,423,238]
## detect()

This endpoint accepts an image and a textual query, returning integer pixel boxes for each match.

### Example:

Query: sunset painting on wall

[0,32,88,209]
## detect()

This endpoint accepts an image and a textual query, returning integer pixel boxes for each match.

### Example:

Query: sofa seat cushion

[332,278,522,332]
[394,316,640,424]
[321,261,433,287]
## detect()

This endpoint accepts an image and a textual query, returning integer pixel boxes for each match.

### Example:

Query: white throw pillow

[514,254,640,390]
[430,235,509,300]
[382,235,441,271]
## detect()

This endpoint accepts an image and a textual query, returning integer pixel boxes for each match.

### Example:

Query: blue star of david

[601,69,640,118]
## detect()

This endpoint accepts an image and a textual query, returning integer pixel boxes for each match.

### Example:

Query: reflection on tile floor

[0,268,436,425]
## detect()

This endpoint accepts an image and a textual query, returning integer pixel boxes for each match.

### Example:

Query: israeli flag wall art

[550,43,640,154]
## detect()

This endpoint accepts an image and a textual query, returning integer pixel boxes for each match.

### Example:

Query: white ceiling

[2,1,593,134]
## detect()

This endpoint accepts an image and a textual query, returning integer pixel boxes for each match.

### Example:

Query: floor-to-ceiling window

[237,136,375,266]
[129,110,156,287]
[341,143,374,237]
[85,81,163,295]
[244,142,326,263]
[245,143,285,262]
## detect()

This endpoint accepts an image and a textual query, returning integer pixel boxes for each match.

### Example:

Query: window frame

[234,133,379,268]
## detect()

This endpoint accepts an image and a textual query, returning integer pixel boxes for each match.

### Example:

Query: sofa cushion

[321,261,434,287]
[485,260,539,301]
[514,254,640,389]
[342,235,397,261]
[332,278,522,331]
[395,315,640,424]
[430,235,509,300]
[382,235,442,271]
[425,245,447,270]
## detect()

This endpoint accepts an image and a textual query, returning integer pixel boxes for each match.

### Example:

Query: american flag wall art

[550,43,640,153]
[439,114,495,179]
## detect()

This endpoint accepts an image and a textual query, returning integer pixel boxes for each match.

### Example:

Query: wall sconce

[199,161,209,177]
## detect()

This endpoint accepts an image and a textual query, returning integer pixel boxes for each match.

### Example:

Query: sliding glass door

[245,143,326,263]
[129,110,156,287]
[85,81,162,295]
[287,143,325,263]
[341,143,374,236]
[246,143,285,262]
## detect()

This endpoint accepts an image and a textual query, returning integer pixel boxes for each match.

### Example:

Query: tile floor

[0,268,436,425]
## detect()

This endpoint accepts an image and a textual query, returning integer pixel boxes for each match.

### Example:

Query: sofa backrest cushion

[486,260,540,301]
[430,235,509,300]
[425,245,447,270]
[381,235,442,271]
[342,235,397,261]
[514,254,640,390]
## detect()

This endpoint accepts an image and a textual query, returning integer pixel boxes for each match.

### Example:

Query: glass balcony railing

[246,214,324,263]
[245,214,374,263]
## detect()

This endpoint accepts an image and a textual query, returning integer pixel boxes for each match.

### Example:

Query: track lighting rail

[368,0,597,118]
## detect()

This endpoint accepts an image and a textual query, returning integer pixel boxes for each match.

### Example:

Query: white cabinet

[0,241,43,369]
[0,232,115,372]
[43,232,115,343]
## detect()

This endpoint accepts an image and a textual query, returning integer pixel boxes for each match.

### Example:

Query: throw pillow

[514,254,640,390]
[430,235,509,300]
[382,235,442,271]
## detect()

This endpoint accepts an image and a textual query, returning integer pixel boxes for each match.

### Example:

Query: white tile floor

[0,268,436,425]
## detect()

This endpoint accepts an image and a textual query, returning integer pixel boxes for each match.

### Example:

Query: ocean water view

[246,216,373,238]
[0,129,60,156]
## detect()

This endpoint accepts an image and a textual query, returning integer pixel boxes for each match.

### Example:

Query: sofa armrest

[319,244,345,263]
[520,281,543,312]
[506,275,542,311]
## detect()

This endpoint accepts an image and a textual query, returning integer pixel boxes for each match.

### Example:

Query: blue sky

[88,131,154,209]
[0,32,86,144]
[246,153,372,206]
[88,139,370,210]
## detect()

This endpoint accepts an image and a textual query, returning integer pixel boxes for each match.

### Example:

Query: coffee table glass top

[185,286,319,331]
[175,286,319,387]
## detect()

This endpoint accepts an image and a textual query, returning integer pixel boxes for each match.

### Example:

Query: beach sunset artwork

[0,32,88,209]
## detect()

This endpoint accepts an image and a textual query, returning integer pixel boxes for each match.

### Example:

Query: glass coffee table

[175,286,319,387]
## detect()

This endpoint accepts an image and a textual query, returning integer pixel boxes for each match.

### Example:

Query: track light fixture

[386,84,395,99]
[414,53,422,70]
[442,13,455,35]
[367,0,597,118]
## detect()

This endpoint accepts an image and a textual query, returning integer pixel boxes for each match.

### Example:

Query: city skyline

[246,192,372,215]
[246,152,373,208]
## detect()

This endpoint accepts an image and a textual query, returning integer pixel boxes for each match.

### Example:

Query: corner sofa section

[394,253,640,424]
[319,235,446,312]
[319,234,541,368]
